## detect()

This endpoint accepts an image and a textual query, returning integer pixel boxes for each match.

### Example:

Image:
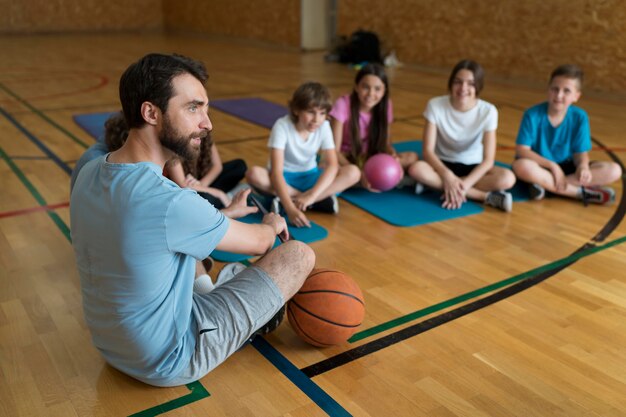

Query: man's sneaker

[248,305,286,341]
[216,262,247,286]
[529,183,545,201]
[193,274,215,295]
[581,186,616,205]
[270,197,281,214]
[414,183,425,195]
[485,190,513,212]
[308,195,339,214]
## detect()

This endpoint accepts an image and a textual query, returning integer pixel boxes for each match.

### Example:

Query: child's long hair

[447,59,485,96]
[289,82,332,123]
[348,63,389,164]
[104,112,129,151]
[182,132,214,178]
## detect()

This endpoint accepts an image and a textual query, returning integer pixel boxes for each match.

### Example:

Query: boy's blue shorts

[283,168,321,192]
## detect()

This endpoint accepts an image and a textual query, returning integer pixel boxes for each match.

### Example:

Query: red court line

[0,69,108,103]
[0,201,69,219]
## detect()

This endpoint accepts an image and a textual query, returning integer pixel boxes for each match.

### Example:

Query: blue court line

[0,106,72,175]
[251,337,352,417]
[0,146,71,242]
[0,81,89,148]
[8,155,50,160]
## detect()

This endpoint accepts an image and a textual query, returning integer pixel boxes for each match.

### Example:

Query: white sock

[193,274,215,294]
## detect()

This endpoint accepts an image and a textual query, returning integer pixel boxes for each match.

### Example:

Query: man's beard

[159,116,207,161]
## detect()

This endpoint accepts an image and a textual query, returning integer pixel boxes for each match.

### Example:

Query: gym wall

[337,0,626,93]
[0,0,162,32]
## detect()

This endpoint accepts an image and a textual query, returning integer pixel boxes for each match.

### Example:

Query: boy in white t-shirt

[246,82,360,227]
[407,59,516,212]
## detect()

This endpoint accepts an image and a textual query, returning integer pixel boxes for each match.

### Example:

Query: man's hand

[221,188,257,219]
[262,212,290,242]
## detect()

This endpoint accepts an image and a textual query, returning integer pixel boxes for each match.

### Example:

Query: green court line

[0,146,71,242]
[349,235,626,343]
[0,82,89,149]
[128,381,209,417]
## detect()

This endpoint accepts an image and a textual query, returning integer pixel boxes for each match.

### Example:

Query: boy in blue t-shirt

[512,64,621,204]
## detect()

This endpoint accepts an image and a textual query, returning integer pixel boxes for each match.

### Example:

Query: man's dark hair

[119,53,208,129]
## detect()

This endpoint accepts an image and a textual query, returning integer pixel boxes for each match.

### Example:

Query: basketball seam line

[290,300,362,328]
[296,289,365,305]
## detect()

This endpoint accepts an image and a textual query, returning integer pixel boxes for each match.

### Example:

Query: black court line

[302,136,625,378]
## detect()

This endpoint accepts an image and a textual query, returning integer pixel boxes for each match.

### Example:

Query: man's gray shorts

[168,265,284,386]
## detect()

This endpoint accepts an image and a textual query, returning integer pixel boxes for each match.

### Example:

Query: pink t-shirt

[329,94,394,155]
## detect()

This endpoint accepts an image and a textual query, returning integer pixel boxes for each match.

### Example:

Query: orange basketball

[287,268,365,347]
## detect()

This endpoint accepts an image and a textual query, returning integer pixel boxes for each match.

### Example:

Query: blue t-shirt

[70,138,109,192]
[70,155,229,385]
[515,102,591,163]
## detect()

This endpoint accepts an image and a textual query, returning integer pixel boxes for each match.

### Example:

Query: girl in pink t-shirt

[330,63,418,191]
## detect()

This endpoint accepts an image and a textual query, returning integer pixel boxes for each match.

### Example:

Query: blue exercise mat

[340,140,528,227]
[210,98,288,129]
[340,187,485,227]
[73,111,118,140]
[210,194,328,263]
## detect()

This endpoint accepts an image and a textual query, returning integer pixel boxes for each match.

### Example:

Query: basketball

[287,268,365,347]
[363,153,403,191]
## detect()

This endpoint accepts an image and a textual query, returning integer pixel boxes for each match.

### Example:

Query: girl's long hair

[348,63,389,165]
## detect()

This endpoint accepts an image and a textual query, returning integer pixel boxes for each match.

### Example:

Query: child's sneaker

[396,176,416,189]
[226,183,251,199]
[308,195,339,214]
[485,190,513,212]
[414,183,425,195]
[529,183,545,201]
[581,186,616,205]
[270,197,281,214]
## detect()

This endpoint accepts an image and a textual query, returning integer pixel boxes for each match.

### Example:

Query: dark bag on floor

[338,30,382,64]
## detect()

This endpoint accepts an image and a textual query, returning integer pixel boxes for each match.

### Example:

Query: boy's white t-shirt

[268,115,335,172]
[424,95,498,165]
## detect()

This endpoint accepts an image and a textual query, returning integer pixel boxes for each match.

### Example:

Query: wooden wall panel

[0,0,163,33]
[337,0,626,93]
[163,0,301,48]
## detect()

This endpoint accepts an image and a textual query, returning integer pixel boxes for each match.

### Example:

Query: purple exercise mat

[210,98,288,128]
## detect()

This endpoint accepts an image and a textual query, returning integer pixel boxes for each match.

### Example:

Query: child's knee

[407,160,429,179]
[500,169,517,189]
[609,162,623,182]
[245,166,263,183]
[511,158,535,178]
[345,164,361,182]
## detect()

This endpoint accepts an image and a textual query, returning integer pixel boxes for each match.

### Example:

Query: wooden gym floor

[1,32,625,417]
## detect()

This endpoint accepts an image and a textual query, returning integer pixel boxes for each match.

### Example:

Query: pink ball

[363,153,403,191]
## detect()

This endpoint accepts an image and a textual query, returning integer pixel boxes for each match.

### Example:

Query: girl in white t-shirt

[407,60,516,212]
[246,82,360,227]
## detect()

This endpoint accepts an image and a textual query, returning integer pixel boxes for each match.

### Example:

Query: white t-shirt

[268,115,335,172]
[423,95,498,165]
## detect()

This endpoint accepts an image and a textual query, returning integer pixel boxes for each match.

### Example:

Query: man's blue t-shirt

[70,156,229,386]
[70,138,109,192]
[516,102,592,163]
